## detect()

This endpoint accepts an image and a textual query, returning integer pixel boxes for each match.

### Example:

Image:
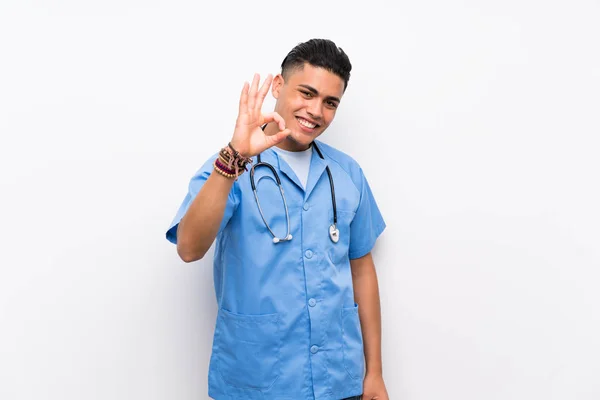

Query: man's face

[272,63,345,150]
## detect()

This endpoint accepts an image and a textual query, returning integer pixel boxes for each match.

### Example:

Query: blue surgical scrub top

[166,140,386,400]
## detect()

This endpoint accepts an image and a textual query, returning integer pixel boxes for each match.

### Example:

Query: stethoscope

[250,126,338,245]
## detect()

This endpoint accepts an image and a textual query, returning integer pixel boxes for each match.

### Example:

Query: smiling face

[270,63,346,151]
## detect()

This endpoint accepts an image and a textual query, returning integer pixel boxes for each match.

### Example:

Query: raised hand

[229,73,291,158]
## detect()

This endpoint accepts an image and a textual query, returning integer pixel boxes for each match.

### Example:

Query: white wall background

[1,0,599,399]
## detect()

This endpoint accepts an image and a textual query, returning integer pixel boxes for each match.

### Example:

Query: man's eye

[301,91,313,97]
[327,101,338,108]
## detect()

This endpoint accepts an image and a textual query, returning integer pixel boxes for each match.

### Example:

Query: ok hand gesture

[230,73,291,158]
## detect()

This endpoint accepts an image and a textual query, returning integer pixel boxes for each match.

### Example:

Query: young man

[166,39,389,400]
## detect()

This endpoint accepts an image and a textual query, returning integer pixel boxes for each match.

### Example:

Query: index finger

[262,111,286,131]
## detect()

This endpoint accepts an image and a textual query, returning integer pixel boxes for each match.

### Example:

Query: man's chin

[289,129,318,145]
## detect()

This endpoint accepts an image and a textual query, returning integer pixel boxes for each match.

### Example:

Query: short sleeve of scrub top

[348,168,386,259]
[165,153,239,244]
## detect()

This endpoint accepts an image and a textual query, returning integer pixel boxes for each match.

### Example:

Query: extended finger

[255,74,273,112]
[247,73,260,112]
[262,111,286,131]
[238,81,249,116]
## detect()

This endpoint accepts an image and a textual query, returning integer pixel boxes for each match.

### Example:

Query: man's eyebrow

[298,84,341,103]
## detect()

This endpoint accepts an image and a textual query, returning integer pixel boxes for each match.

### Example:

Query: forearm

[351,253,383,376]
[176,171,235,262]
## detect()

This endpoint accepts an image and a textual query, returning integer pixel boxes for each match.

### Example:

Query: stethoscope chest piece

[329,224,339,243]
[273,234,292,244]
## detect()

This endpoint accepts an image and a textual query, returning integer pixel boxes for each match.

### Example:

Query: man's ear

[272,73,284,99]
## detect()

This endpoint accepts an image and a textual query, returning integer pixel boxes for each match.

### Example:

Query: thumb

[265,128,291,148]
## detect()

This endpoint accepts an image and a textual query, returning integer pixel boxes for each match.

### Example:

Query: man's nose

[306,100,323,120]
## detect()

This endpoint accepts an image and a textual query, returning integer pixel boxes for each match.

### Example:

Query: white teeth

[298,118,316,129]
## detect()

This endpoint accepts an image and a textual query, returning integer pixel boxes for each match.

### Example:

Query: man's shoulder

[315,140,363,180]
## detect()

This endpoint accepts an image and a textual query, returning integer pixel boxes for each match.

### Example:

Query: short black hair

[281,38,352,91]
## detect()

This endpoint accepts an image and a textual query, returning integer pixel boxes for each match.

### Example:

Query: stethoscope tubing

[250,140,338,243]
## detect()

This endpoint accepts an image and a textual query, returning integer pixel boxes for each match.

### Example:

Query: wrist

[213,143,253,180]
[213,158,238,179]
[229,139,250,158]
[366,365,383,378]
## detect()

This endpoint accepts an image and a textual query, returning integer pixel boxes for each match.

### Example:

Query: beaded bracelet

[220,144,251,167]
[213,143,253,180]
[213,157,237,179]
[213,160,237,179]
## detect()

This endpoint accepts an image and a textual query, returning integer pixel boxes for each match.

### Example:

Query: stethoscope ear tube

[251,160,281,190]
[311,143,337,226]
